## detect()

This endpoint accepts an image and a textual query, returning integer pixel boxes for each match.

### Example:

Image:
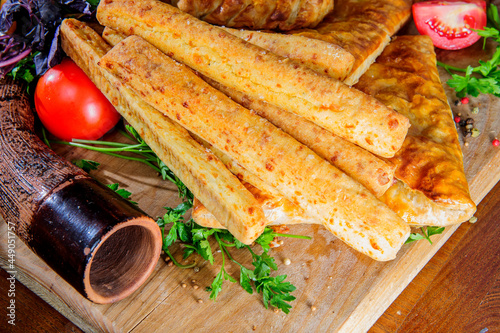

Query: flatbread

[291,0,412,85]
[355,35,476,226]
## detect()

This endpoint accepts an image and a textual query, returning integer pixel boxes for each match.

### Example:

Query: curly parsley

[438,4,500,98]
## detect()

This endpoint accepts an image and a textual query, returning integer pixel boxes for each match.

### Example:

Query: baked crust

[165,0,334,30]
[201,74,396,197]
[355,35,476,226]
[326,0,412,36]
[291,20,390,85]
[220,27,354,81]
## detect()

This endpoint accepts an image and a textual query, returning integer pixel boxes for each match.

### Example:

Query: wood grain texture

[371,180,500,333]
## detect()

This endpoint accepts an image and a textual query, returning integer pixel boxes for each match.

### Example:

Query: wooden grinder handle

[0,77,162,304]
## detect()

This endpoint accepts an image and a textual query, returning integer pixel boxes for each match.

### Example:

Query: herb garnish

[157,201,308,313]
[437,4,500,98]
[405,226,446,245]
[72,158,100,172]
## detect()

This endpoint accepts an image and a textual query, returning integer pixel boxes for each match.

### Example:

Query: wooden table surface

[0,178,498,333]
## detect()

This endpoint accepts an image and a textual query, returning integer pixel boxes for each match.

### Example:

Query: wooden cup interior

[84,218,162,304]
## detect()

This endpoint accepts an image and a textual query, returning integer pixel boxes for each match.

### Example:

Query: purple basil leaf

[0,0,32,33]
[47,25,63,69]
[57,0,93,15]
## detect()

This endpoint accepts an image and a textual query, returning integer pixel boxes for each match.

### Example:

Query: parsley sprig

[405,226,446,245]
[437,4,500,98]
[157,200,309,313]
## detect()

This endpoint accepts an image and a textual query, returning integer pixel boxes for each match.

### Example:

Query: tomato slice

[412,0,487,50]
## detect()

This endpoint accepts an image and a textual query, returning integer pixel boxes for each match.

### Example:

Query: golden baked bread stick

[192,180,319,229]
[96,0,410,158]
[220,27,354,81]
[102,27,124,46]
[60,19,267,244]
[190,136,318,228]
[202,75,396,197]
[99,35,410,261]
[100,26,320,229]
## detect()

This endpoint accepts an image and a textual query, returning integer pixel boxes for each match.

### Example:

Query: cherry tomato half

[412,0,487,50]
[34,58,121,141]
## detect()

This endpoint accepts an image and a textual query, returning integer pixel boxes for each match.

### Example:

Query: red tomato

[34,58,121,141]
[412,0,487,50]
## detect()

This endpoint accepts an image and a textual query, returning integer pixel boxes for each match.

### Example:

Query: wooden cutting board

[1,29,500,333]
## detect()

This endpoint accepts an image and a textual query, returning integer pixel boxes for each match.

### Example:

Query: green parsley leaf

[7,52,38,86]
[438,10,500,99]
[254,228,277,253]
[487,3,500,31]
[255,275,296,314]
[405,226,445,244]
[239,266,255,294]
[208,269,224,299]
[72,159,100,172]
[405,232,426,244]
[426,226,446,238]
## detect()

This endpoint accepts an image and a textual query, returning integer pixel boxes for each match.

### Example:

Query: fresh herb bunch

[438,4,500,98]
[157,201,308,314]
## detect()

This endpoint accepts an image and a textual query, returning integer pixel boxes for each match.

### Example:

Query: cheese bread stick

[102,27,125,46]
[99,35,410,260]
[96,0,410,158]
[220,27,354,81]
[192,181,319,229]
[190,136,318,228]
[104,26,354,82]
[202,76,396,197]
[100,27,318,229]
[60,19,267,244]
